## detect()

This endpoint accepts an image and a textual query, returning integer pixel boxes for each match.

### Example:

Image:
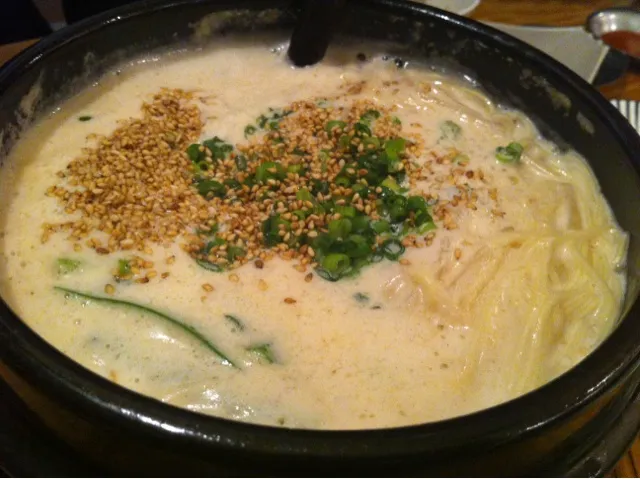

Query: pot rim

[1,0,640,458]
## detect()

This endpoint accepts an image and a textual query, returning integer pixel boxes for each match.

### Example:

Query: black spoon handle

[287,0,346,67]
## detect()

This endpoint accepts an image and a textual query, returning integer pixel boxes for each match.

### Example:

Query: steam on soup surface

[0,40,627,430]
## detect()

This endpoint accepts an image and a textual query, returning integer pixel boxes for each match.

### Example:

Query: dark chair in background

[62,0,141,24]
[0,0,52,44]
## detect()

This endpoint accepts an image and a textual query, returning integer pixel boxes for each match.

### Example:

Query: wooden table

[1,0,640,476]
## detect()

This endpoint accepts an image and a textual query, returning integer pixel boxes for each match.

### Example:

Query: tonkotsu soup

[0,39,628,430]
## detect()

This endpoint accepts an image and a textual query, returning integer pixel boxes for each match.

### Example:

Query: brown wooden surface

[0,1,639,476]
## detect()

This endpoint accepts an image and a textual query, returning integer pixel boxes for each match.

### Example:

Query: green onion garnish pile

[184,100,436,281]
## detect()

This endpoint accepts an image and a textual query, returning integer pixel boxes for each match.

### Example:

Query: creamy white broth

[0,40,627,429]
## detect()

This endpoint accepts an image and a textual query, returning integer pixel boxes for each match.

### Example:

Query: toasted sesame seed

[104,284,115,295]
[284,297,297,304]
[202,283,214,292]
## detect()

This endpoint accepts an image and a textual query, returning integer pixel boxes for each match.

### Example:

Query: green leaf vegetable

[54,286,238,368]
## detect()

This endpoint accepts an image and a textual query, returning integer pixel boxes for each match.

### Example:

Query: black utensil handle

[287,0,346,67]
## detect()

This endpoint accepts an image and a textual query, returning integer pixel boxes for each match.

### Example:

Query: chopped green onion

[296,188,314,202]
[418,221,437,233]
[407,195,428,212]
[351,183,369,198]
[343,234,371,258]
[338,135,352,149]
[227,246,246,262]
[328,218,352,239]
[196,179,226,197]
[354,122,372,137]
[311,179,330,196]
[454,153,470,164]
[55,286,237,367]
[360,110,381,124]
[186,144,204,163]
[78,115,93,122]
[244,125,257,138]
[57,258,81,275]
[380,238,405,260]
[203,236,226,253]
[496,142,524,163]
[292,209,308,220]
[384,138,406,161]
[335,205,356,218]
[325,120,347,134]
[117,259,131,277]
[354,292,370,303]
[256,114,268,128]
[262,215,290,247]
[196,259,223,272]
[334,176,351,187]
[350,215,370,233]
[380,177,401,192]
[235,155,248,171]
[440,120,462,140]
[203,137,233,161]
[255,161,286,183]
[247,343,277,364]
[223,178,242,190]
[224,314,244,331]
[321,253,351,275]
[362,137,381,150]
[319,149,331,172]
[371,219,390,234]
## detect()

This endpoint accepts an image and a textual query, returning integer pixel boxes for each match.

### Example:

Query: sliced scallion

[440,120,462,140]
[321,253,351,276]
[57,258,81,276]
[496,142,524,163]
[325,120,347,134]
[380,238,405,260]
[55,286,237,368]
[224,314,245,331]
[246,343,277,364]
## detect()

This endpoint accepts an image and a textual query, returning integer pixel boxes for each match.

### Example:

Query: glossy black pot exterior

[2,0,640,476]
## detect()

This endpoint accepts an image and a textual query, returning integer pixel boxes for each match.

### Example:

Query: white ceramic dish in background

[484,23,609,83]
[422,0,481,16]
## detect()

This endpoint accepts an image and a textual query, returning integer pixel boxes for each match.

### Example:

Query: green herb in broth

[54,286,238,368]
[117,259,131,277]
[496,142,524,163]
[353,292,370,303]
[440,120,462,140]
[246,343,277,364]
[57,258,81,275]
[77,115,93,122]
[244,125,257,138]
[224,314,245,332]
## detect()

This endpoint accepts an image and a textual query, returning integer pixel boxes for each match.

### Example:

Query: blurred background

[1,0,636,44]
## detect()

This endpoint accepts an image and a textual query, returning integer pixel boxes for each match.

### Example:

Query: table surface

[1,0,640,476]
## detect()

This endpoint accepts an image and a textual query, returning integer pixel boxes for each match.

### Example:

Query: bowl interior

[1,0,640,459]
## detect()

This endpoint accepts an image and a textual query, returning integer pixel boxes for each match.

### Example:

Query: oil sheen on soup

[0,40,627,430]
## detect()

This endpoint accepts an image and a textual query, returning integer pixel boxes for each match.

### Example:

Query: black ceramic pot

[1,0,640,476]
